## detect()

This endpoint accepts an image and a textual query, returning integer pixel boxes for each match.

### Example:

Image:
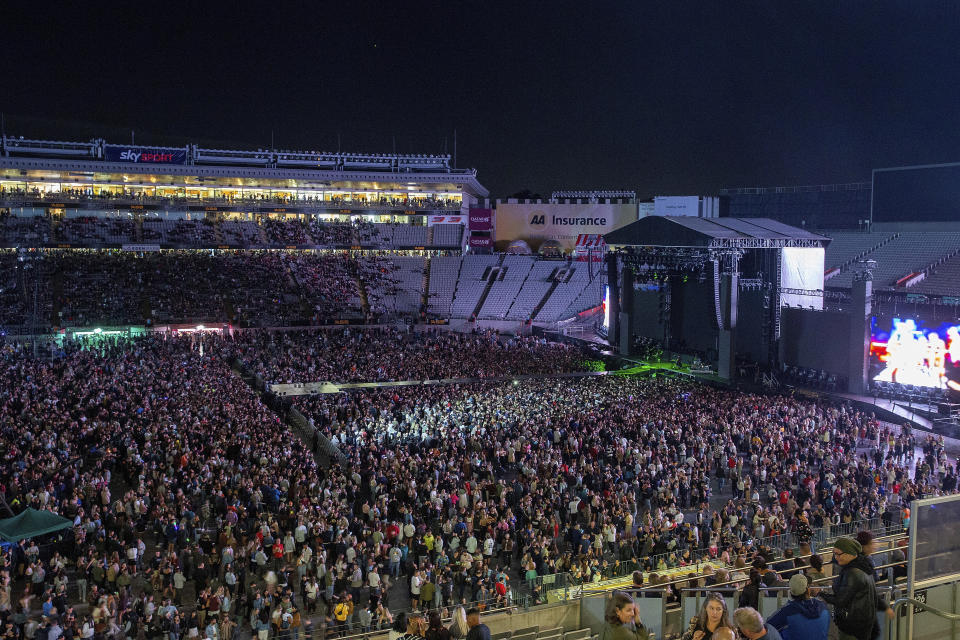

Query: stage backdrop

[780,247,825,310]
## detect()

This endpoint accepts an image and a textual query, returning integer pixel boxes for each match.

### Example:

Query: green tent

[0,508,73,543]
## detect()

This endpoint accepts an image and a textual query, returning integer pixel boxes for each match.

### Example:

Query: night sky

[6,2,960,198]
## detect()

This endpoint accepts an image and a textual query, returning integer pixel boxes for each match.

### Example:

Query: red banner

[428,215,464,226]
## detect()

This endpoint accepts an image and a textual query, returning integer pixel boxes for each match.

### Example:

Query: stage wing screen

[780,247,824,310]
[603,286,610,331]
[870,317,960,390]
[873,164,960,223]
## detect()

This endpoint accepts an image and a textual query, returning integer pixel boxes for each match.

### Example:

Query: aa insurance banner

[104,145,188,165]
[495,203,638,252]
[468,208,493,231]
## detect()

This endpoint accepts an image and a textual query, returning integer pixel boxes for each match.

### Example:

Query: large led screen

[870,317,960,392]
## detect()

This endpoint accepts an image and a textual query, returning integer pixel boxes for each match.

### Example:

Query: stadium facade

[0,135,488,247]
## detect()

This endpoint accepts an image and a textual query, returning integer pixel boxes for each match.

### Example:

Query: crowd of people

[602,527,904,639]
[0,186,461,212]
[292,375,955,597]
[0,211,458,251]
[0,335,332,640]
[0,329,956,640]
[226,329,591,384]
[0,250,444,331]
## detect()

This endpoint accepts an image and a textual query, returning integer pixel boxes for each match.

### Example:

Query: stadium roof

[605,216,830,249]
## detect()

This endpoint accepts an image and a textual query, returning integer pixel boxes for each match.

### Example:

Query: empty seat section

[829,232,960,289]
[910,252,960,296]
[506,260,557,320]
[450,255,499,317]
[432,224,463,247]
[427,256,461,315]
[536,266,591,322]
[477,256,535,319]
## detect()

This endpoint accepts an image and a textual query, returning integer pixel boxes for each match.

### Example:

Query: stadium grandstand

[1,137,959,640]
[0,133,612,333]
[722,178,960,299]
[0,134,485,250]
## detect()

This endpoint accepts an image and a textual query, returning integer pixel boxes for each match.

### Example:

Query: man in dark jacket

[821,538,892,640]
[768,574,830,640]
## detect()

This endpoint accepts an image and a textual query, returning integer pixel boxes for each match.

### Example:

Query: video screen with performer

[871,317,960,397]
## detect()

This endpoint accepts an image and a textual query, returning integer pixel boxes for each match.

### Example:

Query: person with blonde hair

[448,606,469,639]
[600,592,646,640]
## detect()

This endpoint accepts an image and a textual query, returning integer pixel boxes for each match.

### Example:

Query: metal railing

[527,516,902,600]
[889,597,960,640]
[719,182,871,195]
[287,406,348,466]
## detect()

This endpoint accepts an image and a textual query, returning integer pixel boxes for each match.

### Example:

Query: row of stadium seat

[825,231,960,290]
[781,365,845,391]
[0,250,605,329]
[871,379,952,404]
[0,214,463,249]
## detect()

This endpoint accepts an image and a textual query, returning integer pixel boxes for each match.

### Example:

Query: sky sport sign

[104,145,188,165]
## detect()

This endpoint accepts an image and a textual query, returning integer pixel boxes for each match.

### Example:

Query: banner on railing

[428,215,464,226]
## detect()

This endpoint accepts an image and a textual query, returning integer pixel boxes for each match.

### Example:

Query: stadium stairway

[356,272,370,315]
[50,267,64,327]
[471,254,506,318]
[138,289,152,325]
[529,269,563,321]
[421,257,431,312]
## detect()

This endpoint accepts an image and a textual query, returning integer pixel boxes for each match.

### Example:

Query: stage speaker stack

[847,272,872,395]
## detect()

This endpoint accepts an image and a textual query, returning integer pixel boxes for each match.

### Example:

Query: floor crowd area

[225,329,592,384]
[0,333,956,640]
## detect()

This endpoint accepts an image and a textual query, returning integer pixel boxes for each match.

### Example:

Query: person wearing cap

[821,538,892,640]
[766,574,829,640]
